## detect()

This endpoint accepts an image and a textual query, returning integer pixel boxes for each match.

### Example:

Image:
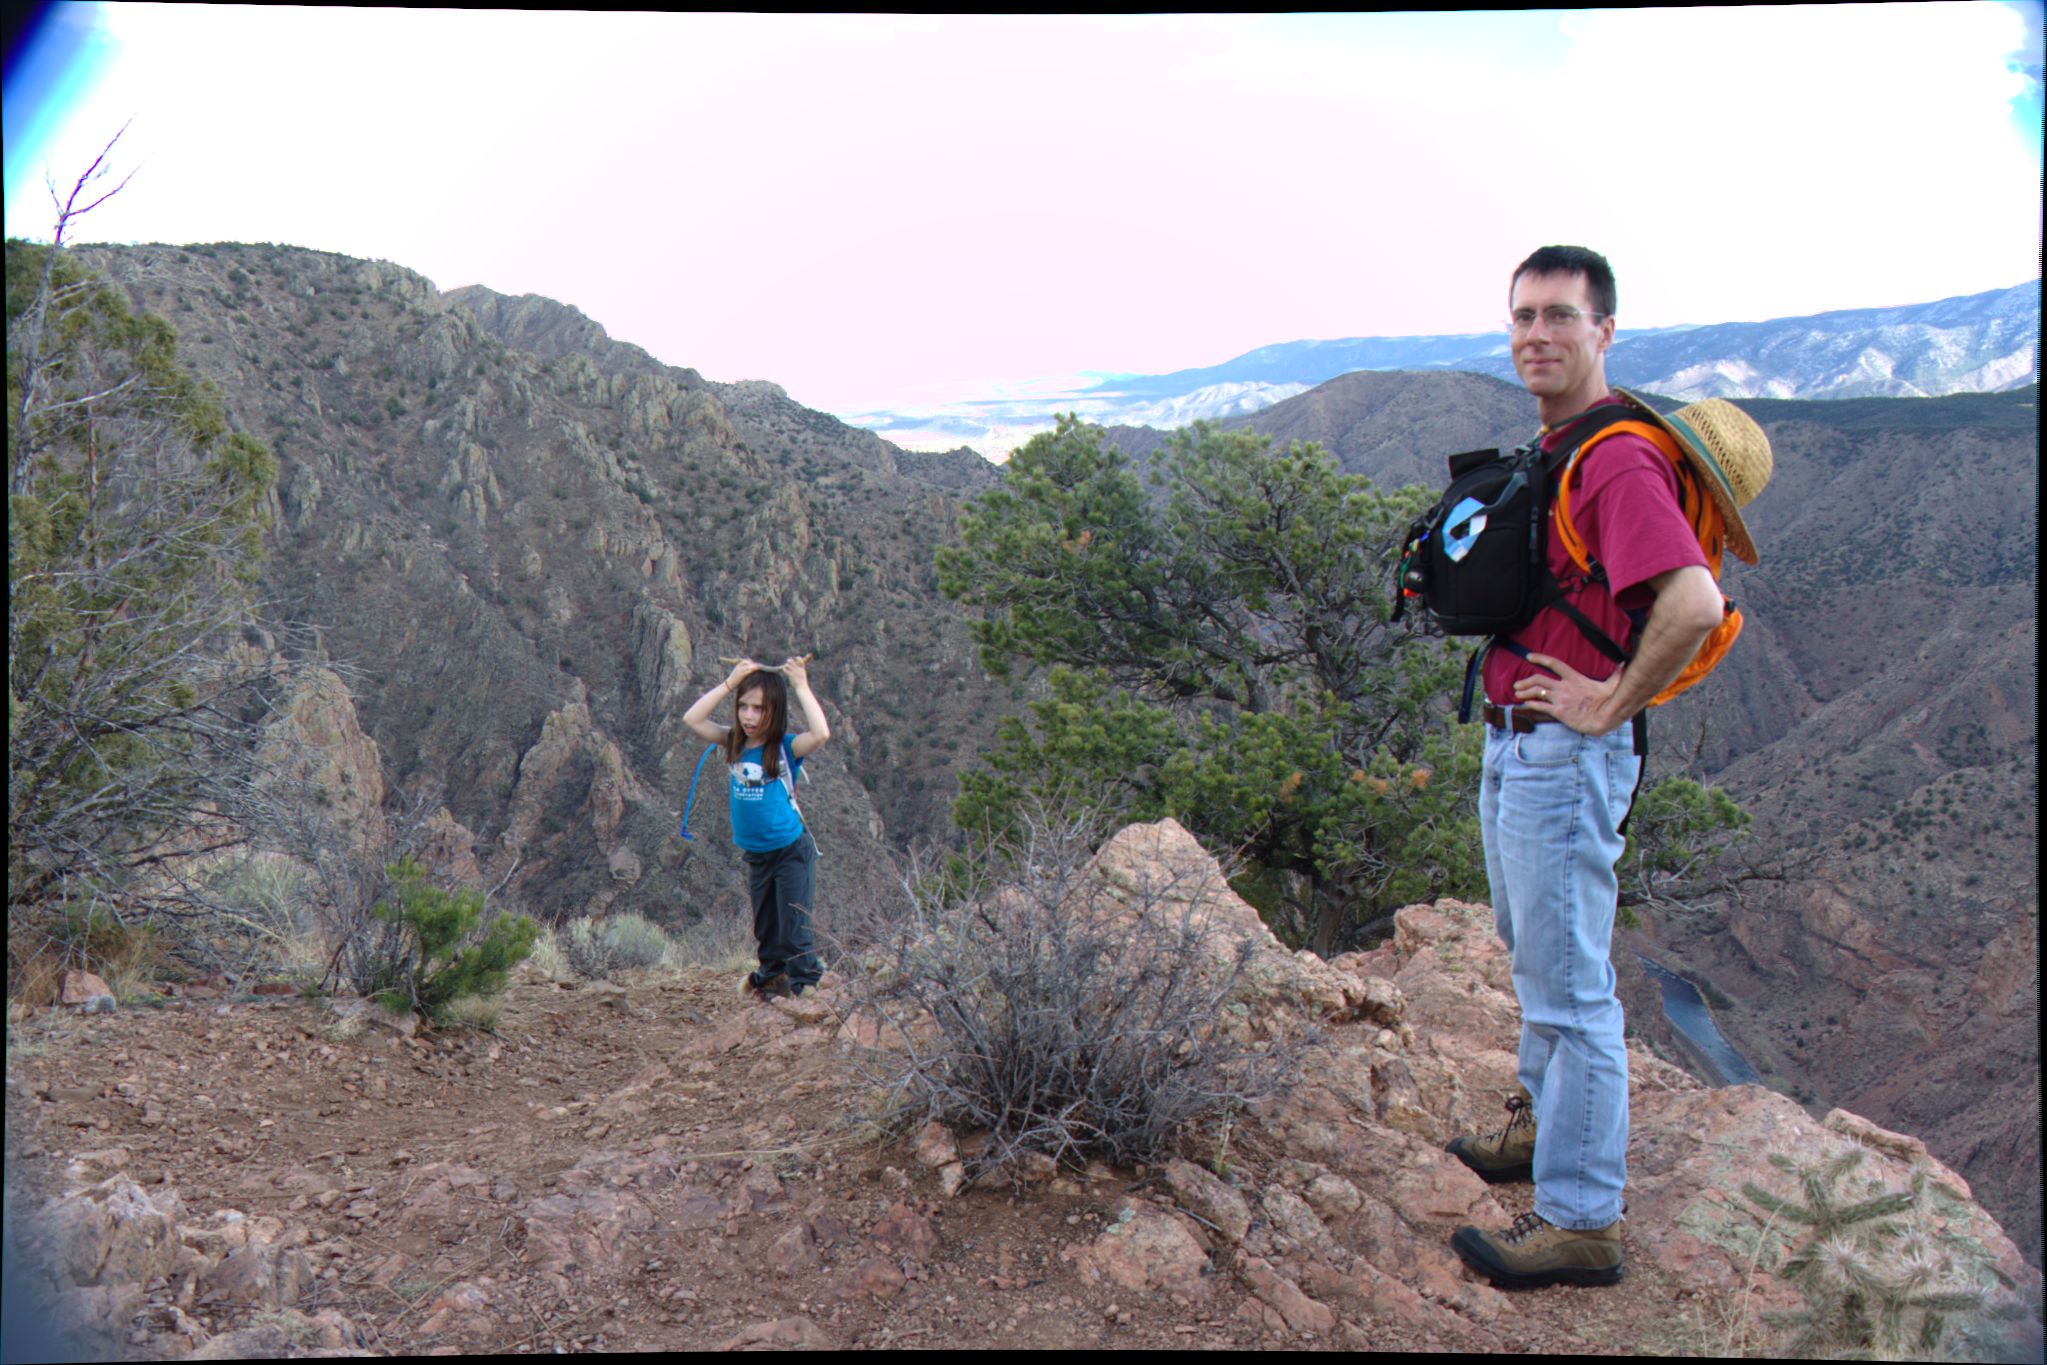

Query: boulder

[59,970,114,1007]
[1081,1202,1212,1300]
[1164,1159,1252,1245]
[37,1175,181,1289]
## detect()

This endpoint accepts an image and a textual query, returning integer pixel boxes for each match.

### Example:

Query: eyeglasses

[1506,305,1608,333]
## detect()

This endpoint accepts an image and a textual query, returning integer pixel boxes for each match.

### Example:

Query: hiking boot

[1446,1090,1537,1183]
[741,970,789,1000]
[1451,1211,1623,1289]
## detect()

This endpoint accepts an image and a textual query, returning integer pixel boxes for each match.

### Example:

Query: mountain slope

[79,242,1015,941]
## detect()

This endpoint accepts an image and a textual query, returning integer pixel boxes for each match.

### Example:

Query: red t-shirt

[1482,401,1708,704]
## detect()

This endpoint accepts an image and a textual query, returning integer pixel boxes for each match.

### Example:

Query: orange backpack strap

[1551,418,1740,708]
[1552,419,1690,576]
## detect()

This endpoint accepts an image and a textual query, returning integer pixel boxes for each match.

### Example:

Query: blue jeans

[1479,711,1640,1230]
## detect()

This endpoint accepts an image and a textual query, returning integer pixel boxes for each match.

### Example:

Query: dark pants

[745,832,819,987]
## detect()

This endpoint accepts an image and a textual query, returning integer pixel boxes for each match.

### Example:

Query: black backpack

[1391,402,1646,746]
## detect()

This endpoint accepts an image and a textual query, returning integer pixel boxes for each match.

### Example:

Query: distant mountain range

[849,280,2040,458]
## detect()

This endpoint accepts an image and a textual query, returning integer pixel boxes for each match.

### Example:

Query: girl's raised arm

[784,655,832,758]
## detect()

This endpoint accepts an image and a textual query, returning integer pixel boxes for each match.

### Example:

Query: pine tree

[939,417,1482,951]
[359,857,536,1023]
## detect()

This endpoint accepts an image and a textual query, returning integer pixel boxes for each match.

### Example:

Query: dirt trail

[6,964,1740,1356]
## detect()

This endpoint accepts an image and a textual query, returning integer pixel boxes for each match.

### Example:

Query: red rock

[1257,1185,1329,1252]
[197,1241,312,1307]
[60,970,113,1006]
[718,1316,833,1350]
[38,1175,180,1289]
[804,1211,853,1246]
[867,1201,939,1260]
[674,1191,726,1230]
[912,1121,958,1169]
[418,1281,492,1336]
[1383,1155,1498,1226]
[844,1257,906,1300]
[1082,1203,1212,1299]
[1238,1255,1336,1335]
[736,1167,787,1213]
[766,1222,819,1276]
[1165,1159,1252,1245]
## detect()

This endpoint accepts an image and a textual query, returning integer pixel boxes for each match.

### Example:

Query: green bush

[365,858,535,1023]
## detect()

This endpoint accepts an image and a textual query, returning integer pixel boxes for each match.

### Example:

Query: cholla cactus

[1742,1148,2012,1360]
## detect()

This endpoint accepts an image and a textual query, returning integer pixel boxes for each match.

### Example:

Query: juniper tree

[8,140,285,969]
[939,417,1483,952]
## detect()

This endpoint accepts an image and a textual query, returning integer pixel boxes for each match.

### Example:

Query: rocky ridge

[8,821,2039,1359]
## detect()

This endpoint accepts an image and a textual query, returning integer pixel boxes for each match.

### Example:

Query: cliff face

[80,242,1014,935]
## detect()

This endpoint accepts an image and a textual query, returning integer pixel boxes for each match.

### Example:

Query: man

[1445,246,1729,1290]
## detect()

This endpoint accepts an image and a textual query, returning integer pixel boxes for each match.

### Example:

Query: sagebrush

[560,912,669,979]
[836,803,1313,1189]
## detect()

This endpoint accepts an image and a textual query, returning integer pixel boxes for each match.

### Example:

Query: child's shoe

[741,969,790,1000]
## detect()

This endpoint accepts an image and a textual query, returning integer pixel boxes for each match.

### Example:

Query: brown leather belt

[1483,703,1554,733]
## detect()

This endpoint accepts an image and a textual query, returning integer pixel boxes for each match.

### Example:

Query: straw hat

[1615,389,1774,564]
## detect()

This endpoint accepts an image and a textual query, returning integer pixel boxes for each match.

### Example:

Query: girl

[682,656,831,999]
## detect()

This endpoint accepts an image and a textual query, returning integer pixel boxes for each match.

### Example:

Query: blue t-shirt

[728,741,806,852]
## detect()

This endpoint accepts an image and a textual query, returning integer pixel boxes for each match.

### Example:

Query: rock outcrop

[1069,820,2044,1355]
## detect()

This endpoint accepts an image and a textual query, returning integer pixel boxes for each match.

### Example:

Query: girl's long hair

[724,669,789,777]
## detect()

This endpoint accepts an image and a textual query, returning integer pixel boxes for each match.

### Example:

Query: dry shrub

[443,993,504,1032]
[560,913,670,980]
[835,801,1314,1190]
[666,911,755,972]
[6,901,165,1005]
[526,927,572,982]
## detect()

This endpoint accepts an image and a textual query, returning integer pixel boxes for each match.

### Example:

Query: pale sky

[6,5,2042,415]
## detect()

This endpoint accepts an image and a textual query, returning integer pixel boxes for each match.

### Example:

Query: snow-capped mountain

[848,280,2038,459]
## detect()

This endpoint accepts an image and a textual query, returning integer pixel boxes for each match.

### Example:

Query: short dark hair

[1510,246,1616,319]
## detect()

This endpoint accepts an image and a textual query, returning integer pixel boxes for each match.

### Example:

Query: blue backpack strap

[677,743,718,841]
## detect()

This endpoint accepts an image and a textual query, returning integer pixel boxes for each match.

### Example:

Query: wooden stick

[716,654,814,670]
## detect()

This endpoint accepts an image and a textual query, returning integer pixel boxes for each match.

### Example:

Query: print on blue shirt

[728,742,805,852]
